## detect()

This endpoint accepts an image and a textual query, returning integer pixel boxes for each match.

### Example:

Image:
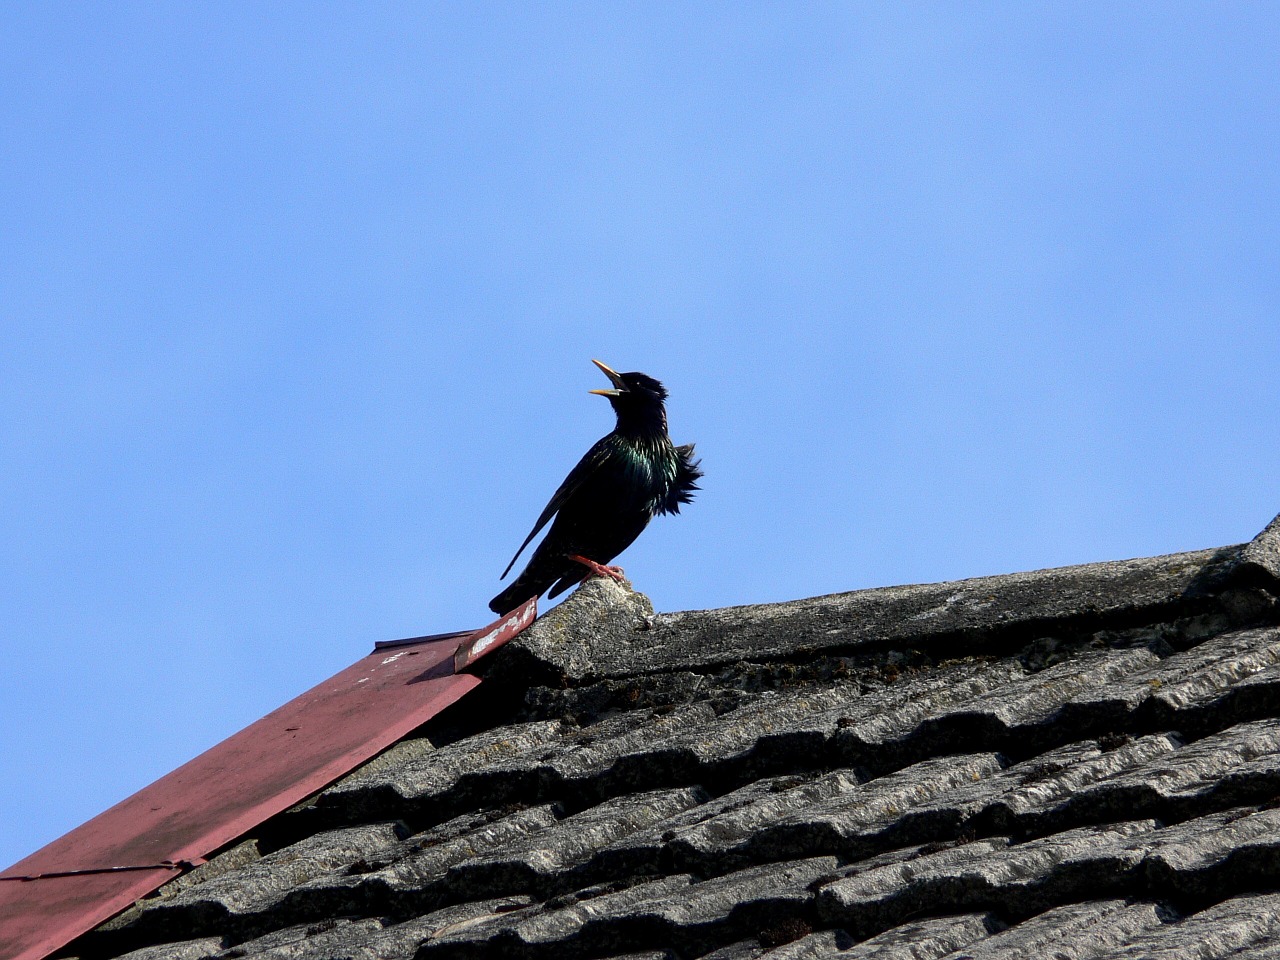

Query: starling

[489,359,702,615]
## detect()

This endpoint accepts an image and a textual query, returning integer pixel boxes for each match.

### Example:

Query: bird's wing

[499,437,613,579]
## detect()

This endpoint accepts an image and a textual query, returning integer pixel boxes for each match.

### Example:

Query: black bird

[489,359,702,615]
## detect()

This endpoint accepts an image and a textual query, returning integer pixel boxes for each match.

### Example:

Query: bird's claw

[568,554,626,583]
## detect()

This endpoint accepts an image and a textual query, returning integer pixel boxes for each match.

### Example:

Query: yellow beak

[588,358,627,396]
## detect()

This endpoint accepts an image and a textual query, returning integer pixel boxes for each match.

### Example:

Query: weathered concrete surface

[272,805,561,926]
[420,858,839,959]
[701,941,770,960]
[815,821,1158,935]
[822,662,1026,755]
[93,838,264,936]
[445,787,708,899]
[1060,625,1280,731]
[735,753,1005,863]
[1062,719,1280,823]
[487,576,660,683]
[1239,511,1280,586]
[105,938,224,960]
[905,648,1158,739]
[902,734,1180,835]
[217,918,388,958]
[754,928,854,959]
[285,896,537,960]
[1139,804,1280,897]
[494,547,1247,682]
[319,720,565,816]
[953,899,1170,959]
[827,912,999,959]
[132,822,407,919]
[1092,891,1280,959]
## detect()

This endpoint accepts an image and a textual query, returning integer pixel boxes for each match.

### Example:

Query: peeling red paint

[453,596,537,670]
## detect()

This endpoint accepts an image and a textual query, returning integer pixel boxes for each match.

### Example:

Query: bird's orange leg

[568,554,626,583]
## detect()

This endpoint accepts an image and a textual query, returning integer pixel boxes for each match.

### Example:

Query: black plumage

[489,359,702,615]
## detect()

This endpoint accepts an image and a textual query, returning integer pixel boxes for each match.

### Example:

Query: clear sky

[2,5,1277,869]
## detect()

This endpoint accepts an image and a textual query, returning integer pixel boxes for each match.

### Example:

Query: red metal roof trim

[453,598,538,670]
[0,598,537,960]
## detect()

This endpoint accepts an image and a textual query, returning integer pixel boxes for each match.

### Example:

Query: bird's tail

[488,572,552,616]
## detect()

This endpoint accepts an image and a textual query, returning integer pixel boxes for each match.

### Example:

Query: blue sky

[2,5,1277,869]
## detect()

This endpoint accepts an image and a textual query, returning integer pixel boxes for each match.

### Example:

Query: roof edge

[491,519,1280,684]
[1239,511,1280,587]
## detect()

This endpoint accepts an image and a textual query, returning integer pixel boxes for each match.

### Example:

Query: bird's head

[589,359,669,432]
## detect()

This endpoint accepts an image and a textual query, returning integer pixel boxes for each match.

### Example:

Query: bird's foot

[568,555,626,583]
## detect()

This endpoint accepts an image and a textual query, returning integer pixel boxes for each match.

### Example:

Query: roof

[55,511,1280,958]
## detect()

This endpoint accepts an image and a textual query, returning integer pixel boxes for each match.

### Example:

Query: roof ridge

[489,513,1280,685]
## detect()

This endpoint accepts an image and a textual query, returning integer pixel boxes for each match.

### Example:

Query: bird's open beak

[589,358,627,397]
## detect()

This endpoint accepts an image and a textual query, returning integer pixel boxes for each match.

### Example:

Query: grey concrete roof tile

[1144,626,1280,711]
[659,854,838,924]
[444,786,708,898]
[316,705,721,827]
[753,928,854,959]
[522,857,839,958]
[560,660,1024,792]
[142,822,408,919]
[586,771,825,878]
[109,938,224,960]
[828,651,1176,781]
[543,702,719,783]
[92,839,267,936]
[214,919,387,958]
[1139,804,1280,889]
[662,766,866,858]
[827,661,1027,750]
[319,720,565,814]
[226,897,539,959]
[229,899,539,960]
[815,821,1158,936]
[581,681,878,787]
[701,939,767,960]
[1063,718,1280,821]
[285,809,512,887]
[1090,891,1280,959]
[325,901,540,957]
[1239,511,1280,586]
[943,899,1170,959]
[1215,654,1280,725]
[1058,626,1280,734]
[831,913,998,959]
[155,839,265,904]
[900,734,1181,835]
[363,804,562,890]
[363,896,537,956]
[504,875,697,948]
[918,648,1159,735]
[733,753,1006,863]
[340,736,437,781]
[270,805,562,925]
[811,802,1280,941]
[1212,741,1280,805]
[815,837,1008,921]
